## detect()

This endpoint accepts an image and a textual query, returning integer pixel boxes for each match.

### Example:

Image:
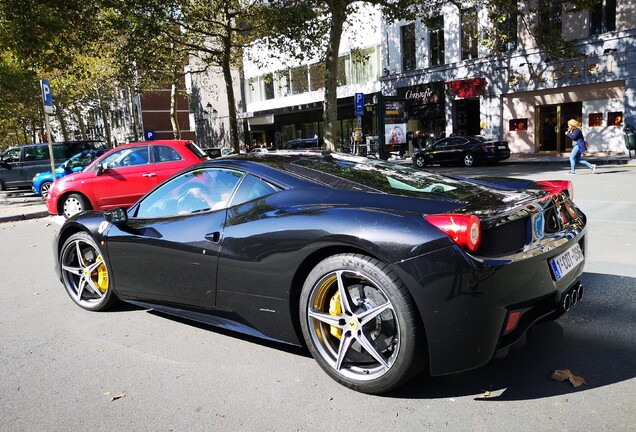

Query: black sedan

[412,135,511,168]
[54,152,586,394]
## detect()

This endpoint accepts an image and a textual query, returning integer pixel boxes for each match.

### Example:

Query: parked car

[46,140,208,218]
[203,147,234,159]
[250,147,269,154]
[280,138,323,152]
[0,140,106,191]
[54,152,586,394]
[32,149,107,197]
[412,135,511,168]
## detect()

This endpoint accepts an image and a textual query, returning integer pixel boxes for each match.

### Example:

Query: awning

[248,115,275,129]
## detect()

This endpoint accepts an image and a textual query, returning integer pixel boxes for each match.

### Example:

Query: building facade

[381,0,636,155]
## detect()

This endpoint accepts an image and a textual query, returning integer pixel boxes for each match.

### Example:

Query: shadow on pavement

[392,272,636,400]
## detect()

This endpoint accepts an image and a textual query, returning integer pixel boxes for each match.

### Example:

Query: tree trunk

[73,106,88,140]
[170,77,181,139]
[96,87,113,147]
[55,98,69,141]
[322,1,346,153]
[128,86,140,142]
[222,37,240,152]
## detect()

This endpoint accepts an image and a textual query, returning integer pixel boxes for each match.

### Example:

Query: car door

[446,137,469,163]
[150,144,193,184]
[0,147,23,187]
[92,146,156,209]
[105,167,245,308]
[428,139,451,164]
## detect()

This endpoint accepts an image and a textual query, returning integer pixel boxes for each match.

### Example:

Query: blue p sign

[40,80,54,114]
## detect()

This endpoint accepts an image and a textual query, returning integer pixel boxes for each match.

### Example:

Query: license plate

[549,243,584,280]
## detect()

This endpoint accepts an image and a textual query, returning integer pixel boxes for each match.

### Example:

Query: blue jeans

[570,145,593,172]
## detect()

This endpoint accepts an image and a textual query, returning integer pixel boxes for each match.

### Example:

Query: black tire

[39,181,53,198]
[59,231,118,311]
[0,180,5,191]
[299,253,426,394]
[414,155,426,168]
[463,153,476,167]
[62,193,91,218]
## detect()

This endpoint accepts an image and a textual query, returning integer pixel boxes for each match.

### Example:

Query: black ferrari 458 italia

[54,152,587,394]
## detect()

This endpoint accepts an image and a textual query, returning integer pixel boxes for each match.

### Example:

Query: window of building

[538,0,562,45]
[428,15,445,66]
[608,111,623,126]
[588,113,603,127]
[591,0,616,35]
[509,118,528,132]
[309,63,325,91]
[461,9,479,60]
[246,77,258,104]
[263,73,275,100]
[495,1,518,52]
[337,56,347,86]
[350,47,377,84]
[401,23,416,72]
[291,66,309,95]
[276,71,289,98]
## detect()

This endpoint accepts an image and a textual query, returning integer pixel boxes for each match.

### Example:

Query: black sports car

[412,135,511,168]
[54,152,586,394]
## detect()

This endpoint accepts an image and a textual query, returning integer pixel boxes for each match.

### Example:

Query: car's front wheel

[463,153,476,167]
[59,231,118,311]
[62,193,91,218]
[413,155,426,168]
[39,181,52,198]
[300,253,425,394]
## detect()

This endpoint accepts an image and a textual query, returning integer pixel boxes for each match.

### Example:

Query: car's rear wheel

[59,231,118,311]
[39,181,52,198]
[300,253,425,394]
[414,155,426,168]
[0,180,5,191]
[463,153,476,167]
[62,193,91,218]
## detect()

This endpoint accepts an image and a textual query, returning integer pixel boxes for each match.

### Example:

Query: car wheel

[300,253,425,394]
[414,156,426,168]
[62,193,91,218]
[463,153,476,167]
[40,181,53,198]
[59,231,118,311]
[0,180,5,191]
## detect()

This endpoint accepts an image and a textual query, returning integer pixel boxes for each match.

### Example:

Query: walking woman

[566,119,596,175]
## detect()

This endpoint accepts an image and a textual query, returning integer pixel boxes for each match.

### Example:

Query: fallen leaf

[102,392,112,396]
[550,369,586,387]
[479,390,492,399]
[33,292,40,296]
[111,393,126,401]
[97,348,105,352]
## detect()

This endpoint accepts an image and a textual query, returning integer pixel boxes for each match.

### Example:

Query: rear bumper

[393,225,587,376]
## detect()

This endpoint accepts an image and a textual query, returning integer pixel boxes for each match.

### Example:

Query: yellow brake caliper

[329,291,343,339]
[92,254,109,293]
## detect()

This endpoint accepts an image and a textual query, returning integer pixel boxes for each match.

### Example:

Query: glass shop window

[608,111,623,126]
[509,119,528,132]
[588,113,603,128]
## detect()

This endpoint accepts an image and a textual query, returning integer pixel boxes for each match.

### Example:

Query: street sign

[40,80,54,115]
[145,130,156,140]
[355,93,364,117]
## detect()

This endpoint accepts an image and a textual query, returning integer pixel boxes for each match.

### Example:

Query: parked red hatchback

[47,140,208,218]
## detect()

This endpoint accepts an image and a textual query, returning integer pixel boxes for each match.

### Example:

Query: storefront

[397,82,445,149]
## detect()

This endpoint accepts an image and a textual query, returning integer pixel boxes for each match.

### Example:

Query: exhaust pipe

[563,293,571,311]
[561,283,583,312]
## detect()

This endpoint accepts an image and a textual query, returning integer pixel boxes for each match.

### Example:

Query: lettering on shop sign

[508,60,615,87]
[397,82,443,104]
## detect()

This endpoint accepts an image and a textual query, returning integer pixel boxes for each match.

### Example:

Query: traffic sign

[355,93,364,117]
[145,130,156,140]
[40,80,54,114]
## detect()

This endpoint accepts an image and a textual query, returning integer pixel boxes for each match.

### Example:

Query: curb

[0,210,50,224]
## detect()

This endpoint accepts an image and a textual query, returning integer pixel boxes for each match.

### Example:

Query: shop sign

[446,78,487,98]
[398,82,443,105]
[508,59,615,87]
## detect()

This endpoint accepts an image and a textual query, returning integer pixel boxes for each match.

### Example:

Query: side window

[153,145,182,163]
[101,146,149,169]
[231,174,280,207]
[23,146,49,161]
[53,145,70,159]
[2,148,22,163]
[434,139,448,149]
[134,168,244,218]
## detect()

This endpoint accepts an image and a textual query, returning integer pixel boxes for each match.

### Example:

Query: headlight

[33,173,41,181]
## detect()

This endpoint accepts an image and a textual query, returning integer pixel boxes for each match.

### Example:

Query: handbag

[584,141,589,150]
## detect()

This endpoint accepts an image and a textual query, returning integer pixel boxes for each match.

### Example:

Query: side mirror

[96,163,105,176]
[104,207,128,226]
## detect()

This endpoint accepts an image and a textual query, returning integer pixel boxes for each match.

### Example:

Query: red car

[46,140,208,218]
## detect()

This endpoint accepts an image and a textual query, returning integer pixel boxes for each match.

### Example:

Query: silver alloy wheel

[60,235,110,309]
[463,153,475,166]
[63,195,85,218]
[40,181,52,198]
[305,269,400,382]
[415,156,425,168]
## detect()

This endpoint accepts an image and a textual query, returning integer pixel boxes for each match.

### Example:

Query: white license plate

[549,243,584,280]
[497,145,507,150]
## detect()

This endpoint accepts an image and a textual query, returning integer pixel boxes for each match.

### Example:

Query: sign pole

[40,80,56,184]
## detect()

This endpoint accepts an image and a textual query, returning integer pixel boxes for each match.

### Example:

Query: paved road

[0,163,635,431]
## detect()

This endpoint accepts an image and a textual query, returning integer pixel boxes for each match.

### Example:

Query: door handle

[205,232,221,243]
[142,173,157,177]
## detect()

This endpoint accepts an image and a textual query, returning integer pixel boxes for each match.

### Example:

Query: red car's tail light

[504,310,522,334]
[536,180,574,200]
[425,214,481,253]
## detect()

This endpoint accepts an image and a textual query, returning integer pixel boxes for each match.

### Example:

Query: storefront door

[536,102,582,153]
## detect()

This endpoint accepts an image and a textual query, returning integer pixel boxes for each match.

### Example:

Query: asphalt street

[0,161,635,431]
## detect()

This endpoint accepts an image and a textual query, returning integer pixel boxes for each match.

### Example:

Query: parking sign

[355,93,364,117]
[40,80,54,114]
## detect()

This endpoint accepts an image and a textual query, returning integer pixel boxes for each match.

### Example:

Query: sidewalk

[1,152,634,224]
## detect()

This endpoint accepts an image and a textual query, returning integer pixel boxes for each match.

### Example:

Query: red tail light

[536,180,574,200]
[425,214,481,253]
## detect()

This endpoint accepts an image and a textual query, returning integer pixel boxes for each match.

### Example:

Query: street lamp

[206,102,218,123]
